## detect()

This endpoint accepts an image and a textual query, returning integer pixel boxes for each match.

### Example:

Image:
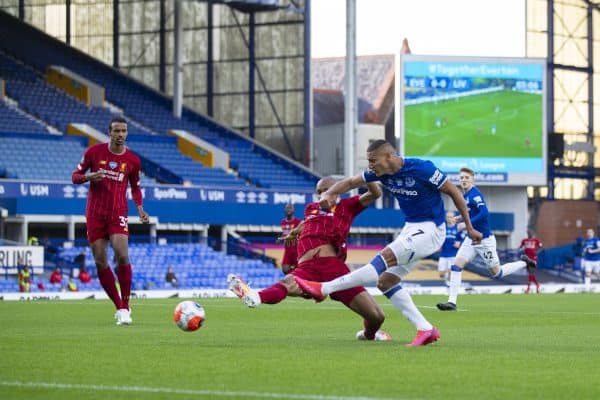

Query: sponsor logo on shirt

[429,169,444,186]
[387,187,418,196]
[98,168,125,182]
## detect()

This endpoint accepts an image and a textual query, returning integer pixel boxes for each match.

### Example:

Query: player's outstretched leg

[294,276,326,302]
[228,274,261,307]
[406,327,441,347]
[494,259,527,278]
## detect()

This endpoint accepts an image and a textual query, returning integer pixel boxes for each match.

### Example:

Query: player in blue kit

[438,211,463,283]
[294,140,482,346]
[436,167,529,311]
[582,228,600,291]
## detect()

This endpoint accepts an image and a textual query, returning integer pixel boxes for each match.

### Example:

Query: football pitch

[1,294,599,400]
[404,91,543,158]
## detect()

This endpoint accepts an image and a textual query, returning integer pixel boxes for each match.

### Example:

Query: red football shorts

[292,256,365,306]
[86,212,129,243]
[281,245,298,267]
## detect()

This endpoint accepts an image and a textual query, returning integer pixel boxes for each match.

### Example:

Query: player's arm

[280,220,305,245]
[468,199,488,225]
[358,181,382,207]
[440,180,482,243]
[129,162,149,224]
[72,149,104,184]
[587,242,600,254]
[320,173,365,208]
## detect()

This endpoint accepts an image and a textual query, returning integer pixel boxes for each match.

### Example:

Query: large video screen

[396,54,547,186]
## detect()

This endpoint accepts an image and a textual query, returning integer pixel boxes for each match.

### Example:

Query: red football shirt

[521,237,542,261]
[281,216,302,250]
[72,143,143,218]
[49,271,62,284]
[297,196,366,260]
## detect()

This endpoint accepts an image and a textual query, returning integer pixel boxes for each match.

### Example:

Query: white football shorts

[438,256,455,272]
[582,260,600,274]
[385,221,445,278]
[456,235,500,268]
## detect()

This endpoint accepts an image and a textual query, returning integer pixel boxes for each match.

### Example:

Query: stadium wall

[536,200,599,247]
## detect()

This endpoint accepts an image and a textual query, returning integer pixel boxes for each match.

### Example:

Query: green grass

[405,91,543,158]
[1,294,599,399]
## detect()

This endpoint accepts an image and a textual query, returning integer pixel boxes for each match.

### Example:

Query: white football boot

[115,308,132,325]
[227,274,261,308]
[356,329,392,341]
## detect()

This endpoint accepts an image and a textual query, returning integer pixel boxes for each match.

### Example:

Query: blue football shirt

[363,158,447,225]
[440,224,459,257]
[463,186,492,238]
[583,237,600,261]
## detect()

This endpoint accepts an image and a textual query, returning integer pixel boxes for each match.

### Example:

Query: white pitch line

[0,381,414,400]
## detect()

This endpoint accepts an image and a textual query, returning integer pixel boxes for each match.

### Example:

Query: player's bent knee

[377,272,400,292]
[386,239,415,266]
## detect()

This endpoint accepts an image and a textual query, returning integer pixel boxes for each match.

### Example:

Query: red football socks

[116,264,132,310]
[98,266,124,310]
[259,283,288,304]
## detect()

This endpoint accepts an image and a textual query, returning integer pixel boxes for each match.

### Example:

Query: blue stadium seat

[0,19,320,190]
[54,242,280,291]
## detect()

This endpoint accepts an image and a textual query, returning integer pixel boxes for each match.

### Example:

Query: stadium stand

[48,242,283,291]
[0,242,281,293]
[0,99,48,135]
[0,11,319,190]
[126,135,245,187]
[0,133,87,181]
[0,51,151,136]
[0,132,157,185]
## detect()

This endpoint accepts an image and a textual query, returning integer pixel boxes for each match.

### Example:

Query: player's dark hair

[460,167,475,176]
[109,116,128,131]
[367,139,391,152]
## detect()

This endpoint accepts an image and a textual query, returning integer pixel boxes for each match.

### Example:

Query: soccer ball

[173,300,205,332]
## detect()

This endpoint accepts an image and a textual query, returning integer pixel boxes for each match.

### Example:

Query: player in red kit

[520,230,542,293]
[228,177,391,341]
[72,116,149,325]
[279,203,301,273]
